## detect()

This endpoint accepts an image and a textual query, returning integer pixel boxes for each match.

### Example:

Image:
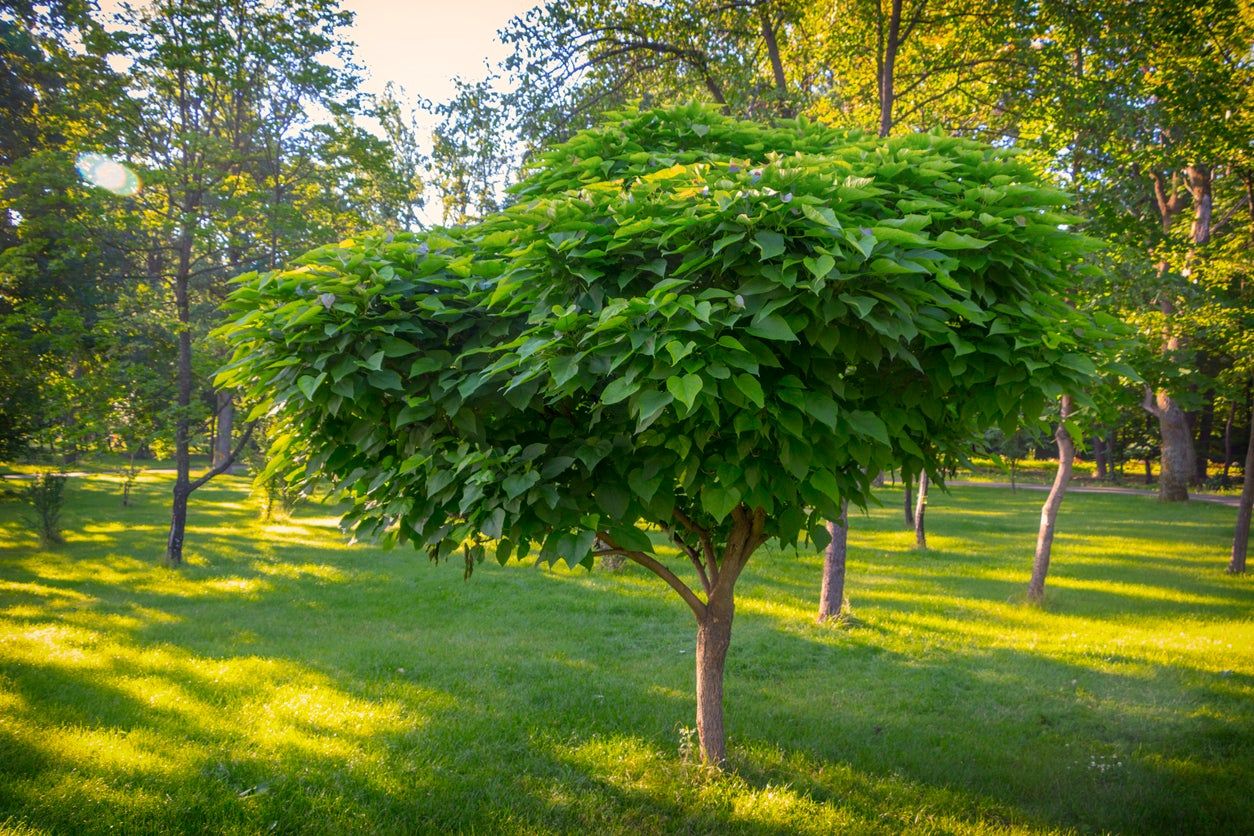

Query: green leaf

[846,410,890,446]
[700,484,741,522]
[734,373,765,408]
[746,315,797,342]
[753,230,785,259]
[803,254,835,279]
[595,483,630,518]
[666,374,703,411]
[297,372,325,401]
[368,368,402,390]
[601,377,640,405]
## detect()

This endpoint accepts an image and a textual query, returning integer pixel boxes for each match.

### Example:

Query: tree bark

[758,6,789,114]
[903,472,914,527]
[695,590,734,764]
[914,471,928,549]
[1229,394,1254,574]
[213,391,235,470]
[1093,434,1107,480]
[1224,400,1236,482]
[818,500,849,621]
[1144,388,1195,501]
[1028,396,1075,603]
[878,0,903,137]
[165,211,195,566]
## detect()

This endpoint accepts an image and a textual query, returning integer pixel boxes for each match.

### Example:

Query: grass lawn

[0,472,1251,834]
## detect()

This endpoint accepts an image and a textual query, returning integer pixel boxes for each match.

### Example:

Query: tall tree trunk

[818,500,849,621]
[213,391,235,470]
[1224,400,1236,483]
[1229,394,1254,574]
[914,471,928,549]
[877,0,903,137]
[165,216,195,566]
[1028,396,1075,603]
[1094,434,1107,479]
[758,6,789,114]
[1195,390,1215,485]
[903,472,914,527]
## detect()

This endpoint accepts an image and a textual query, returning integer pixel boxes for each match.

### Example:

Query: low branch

[188,421,257,493]
[599,532,707,618]
[660,521,713,595]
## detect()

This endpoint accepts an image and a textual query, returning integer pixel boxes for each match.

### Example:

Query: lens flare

[76,153,141,196]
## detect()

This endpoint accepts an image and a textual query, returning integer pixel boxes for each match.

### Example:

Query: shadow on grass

[0,474,1250,833]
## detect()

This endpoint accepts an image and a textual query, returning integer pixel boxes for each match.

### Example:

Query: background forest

[1,0,1252,533]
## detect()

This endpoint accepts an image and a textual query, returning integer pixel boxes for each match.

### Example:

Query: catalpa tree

[218,105,1106,765]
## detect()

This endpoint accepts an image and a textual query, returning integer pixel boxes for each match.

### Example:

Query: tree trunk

[903,472,914,527]
[914,471,928,549]
[165,242,194,566]
[877,0,903,137]
[1144,389,1194,501]
[1223,400,1236,483]
[758,6,789,114]
[1229,395,1254,574]
[818,501,849,621]
[695,591,734,764]
[1094,434,1107,480]
[1028,396,1075,603]
[213,391,235,470]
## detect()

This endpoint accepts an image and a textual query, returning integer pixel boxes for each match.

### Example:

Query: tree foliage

[222,104,1107,582]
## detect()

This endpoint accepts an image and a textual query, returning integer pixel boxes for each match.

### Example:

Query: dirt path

[945,480,1241,508]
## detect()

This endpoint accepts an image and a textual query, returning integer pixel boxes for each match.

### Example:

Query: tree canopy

[221,105,1107,575]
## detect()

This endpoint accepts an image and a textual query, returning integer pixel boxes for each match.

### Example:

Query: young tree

[1027,396,1076,602]
[220,107,1106,765]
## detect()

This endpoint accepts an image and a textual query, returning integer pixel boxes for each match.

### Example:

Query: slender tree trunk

[1028,396,1075,603]
[165,219,194,566]
[1229,394,1254,574]
[878,0,903,137]
[213,391,234,470]
[758,6,789,114]
[903,472,914,527]
[695,591,734,764]
[914,471,928,549]
[1224,401,1236,482]
[818,501,849,621]
[1094,434,1107,479]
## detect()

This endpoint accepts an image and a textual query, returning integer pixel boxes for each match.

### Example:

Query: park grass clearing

[0,472,1250,834]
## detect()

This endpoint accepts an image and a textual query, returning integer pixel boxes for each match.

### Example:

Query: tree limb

[599,532,707,619]
[188,421,257,493]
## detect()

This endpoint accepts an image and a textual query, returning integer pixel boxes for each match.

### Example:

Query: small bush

[25,472,68,547]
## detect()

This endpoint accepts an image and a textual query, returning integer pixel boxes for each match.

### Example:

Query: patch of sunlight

[0,579,94,602]
[201,576,270,597]
[249,561,348,581]
[1044,576,1235,606]
[39,726,183,777]
[738,595,819,625]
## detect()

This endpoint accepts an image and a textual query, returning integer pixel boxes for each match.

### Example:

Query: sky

[96,0,537,103]
[338,0,537,103]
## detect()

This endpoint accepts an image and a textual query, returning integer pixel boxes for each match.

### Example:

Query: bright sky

[97,0,537,103]
[340,0,537,102]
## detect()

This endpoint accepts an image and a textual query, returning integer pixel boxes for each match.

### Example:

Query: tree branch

[188,421,257,493]
[599,532,707,618]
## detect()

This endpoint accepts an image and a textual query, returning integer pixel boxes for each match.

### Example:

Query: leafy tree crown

[219,105,1107,570]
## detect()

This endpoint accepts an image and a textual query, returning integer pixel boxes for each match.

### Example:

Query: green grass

[0,472,1250,834]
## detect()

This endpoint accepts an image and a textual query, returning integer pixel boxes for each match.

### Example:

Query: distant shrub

[25,472,68,547]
